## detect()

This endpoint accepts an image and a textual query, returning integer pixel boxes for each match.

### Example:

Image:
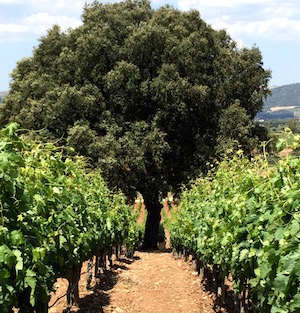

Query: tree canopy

[0,0,271,248]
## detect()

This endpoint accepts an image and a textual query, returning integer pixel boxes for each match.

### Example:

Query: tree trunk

[17,289,34,313]
[35,298,49,313]
[66,263,82,309]
[86,258,93,289]
[141,193,161,250]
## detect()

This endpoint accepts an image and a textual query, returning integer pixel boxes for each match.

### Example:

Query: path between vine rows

[49,249,222,313]
[48,200,225,313]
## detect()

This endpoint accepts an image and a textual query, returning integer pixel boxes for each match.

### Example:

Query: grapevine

[171,151,300,312]
[0,123,140,312]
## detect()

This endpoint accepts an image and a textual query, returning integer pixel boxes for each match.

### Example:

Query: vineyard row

[170,152,300,313]
[0,123,141,313]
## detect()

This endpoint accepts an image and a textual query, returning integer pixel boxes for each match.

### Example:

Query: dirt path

[105,251,215,313]
[49,250,218,313]
[137,202,145,225]
[48,199,221,313]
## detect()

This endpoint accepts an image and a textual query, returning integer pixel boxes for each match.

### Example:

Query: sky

[0,0,300,91]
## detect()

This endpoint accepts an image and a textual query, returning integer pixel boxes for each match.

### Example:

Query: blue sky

[0,0,299,91]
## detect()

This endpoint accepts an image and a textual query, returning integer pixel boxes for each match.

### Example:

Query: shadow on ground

[69,257,137,313]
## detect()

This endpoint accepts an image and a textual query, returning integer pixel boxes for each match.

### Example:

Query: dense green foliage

[171,152,300,312]
[287,119,300,134]
[263,120,291,132]
[0,0,270,247]
[0,123,139,312]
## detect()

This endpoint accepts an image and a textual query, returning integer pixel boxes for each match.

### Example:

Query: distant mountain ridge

[0,91,8,103]
[257,83,300,120]
[0,91,8,97]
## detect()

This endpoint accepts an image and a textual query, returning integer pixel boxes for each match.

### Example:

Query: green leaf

[53,186,60,194]
[260,262,271,279]
[5,123,19,137]
[271,307,287,313]
[12,249,23,274]
[281,252,299,274]
[106,218,112,231]
[249,248,257,257]
[59,235,67,249]
[33,194,45,204]
[275,227,284,241]
[11,230,24,246]
[0,245,11,262]
[290,220,300,236]
[239,249,249,261]
[0,268,10,279]
[9,168,18,179]
[25,270,36,306]
[273,273,289,293]
[32,247,46,261]
[290,293,300,312]
[254,267,261,277]
[276,138,286,152]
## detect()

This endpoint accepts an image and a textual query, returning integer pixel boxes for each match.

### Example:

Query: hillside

[0,91,8,103]
[257,83,300,120]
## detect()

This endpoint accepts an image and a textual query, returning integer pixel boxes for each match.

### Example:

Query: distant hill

[0,91,8,103]
[0,91,8,97]
[257,83,300,120]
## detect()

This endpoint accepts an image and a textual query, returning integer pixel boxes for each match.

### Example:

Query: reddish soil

[48,250,220,313]
[134,196,146,225]
[137,201,146,225]
[278,147,293,158]
[46,201,227,313]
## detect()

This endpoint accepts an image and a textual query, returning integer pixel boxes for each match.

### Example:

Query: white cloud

[24,12,81,34]
[178,0,300,44]
[1,0,300,45]
[0,23,28,33]
[235,39,246,49]
[210,16,300,43]
[178,0,275,11]
[0,1,90,43]
[0,0,90,14]
[0,0,16,3]
[25,0,87,15]
[0,13,82,43]
[261,6,295,19]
